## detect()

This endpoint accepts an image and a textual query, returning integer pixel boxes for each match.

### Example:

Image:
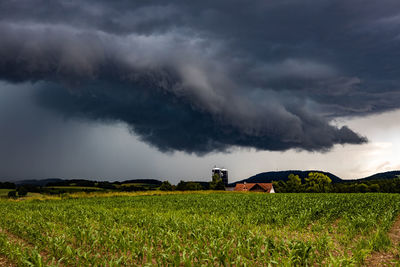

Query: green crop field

[0,189,12,197]
[45,186,104,190]
[0,193,400,266]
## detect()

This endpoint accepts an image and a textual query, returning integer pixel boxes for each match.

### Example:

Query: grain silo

[212,167,228,186]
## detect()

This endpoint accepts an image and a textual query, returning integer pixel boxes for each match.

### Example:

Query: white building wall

[270,186,275,193]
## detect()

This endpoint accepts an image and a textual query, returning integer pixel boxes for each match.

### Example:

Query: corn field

[0,192,400,266]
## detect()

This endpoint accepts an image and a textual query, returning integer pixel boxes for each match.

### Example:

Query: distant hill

[15,178,64,186]
[358,171,400,181]
[14,178,164,187]
[7,170,400,189]
[120,179,162,185]
[228,170,343,187]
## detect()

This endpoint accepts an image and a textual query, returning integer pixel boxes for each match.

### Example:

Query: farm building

[234,183,275,193]
[212,167,228,186]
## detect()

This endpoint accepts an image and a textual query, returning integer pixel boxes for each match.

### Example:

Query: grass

[45,186,104,190]
[0,192,399,266]
[0,189,12,197]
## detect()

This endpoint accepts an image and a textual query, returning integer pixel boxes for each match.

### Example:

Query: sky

[1,0,400,183]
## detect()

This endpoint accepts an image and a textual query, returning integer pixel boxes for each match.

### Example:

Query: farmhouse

[234,183,275,193]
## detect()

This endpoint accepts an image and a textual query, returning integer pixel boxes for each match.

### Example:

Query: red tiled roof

[234,183,273,192]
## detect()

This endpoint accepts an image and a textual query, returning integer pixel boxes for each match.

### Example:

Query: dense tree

[97,181,115,189]
[185,182,203,191]
[159,181,173,191]
[274,172,331,193]
[356,183,368,193]
[176,181,203,191]
[332,178,400,193]
[272,180,288,193]
[369,184,380,192]
[121,185,146,192]
[7,191,17,198]
[176,181,187,191]
[210,173,225,190]
[17,186,28,197]
[286,174,302,192]
[0,182,16,189]
[305,172,332,193]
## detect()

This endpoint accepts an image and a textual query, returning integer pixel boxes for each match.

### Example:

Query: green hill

[228,170,342,187]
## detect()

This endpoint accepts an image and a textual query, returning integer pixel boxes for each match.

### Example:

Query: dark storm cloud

[36,81,365,154]
[4,0,400,153]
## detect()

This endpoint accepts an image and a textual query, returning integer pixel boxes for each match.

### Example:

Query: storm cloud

[3,0,400,153]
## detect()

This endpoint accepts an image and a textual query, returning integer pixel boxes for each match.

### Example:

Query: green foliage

[369,229,391,252]
[120,184,146,192]
[185,182,203,191]
[305,172,332,193]
[176,181,203,191]
[17,187,28,197]
[287,174,302,192]
[276,175,400,193]
[274,172,332,193]
[7,190,17,198]
[0,182,16,189]
[0,193,400,265]
[210,173,225,190]
[356,183,369,193]
[332,177,400,193]
[159,181,173,191]
[369,184,380,192]
[212,172,220,182]
[272,180,288,193]
[287,240,314,266]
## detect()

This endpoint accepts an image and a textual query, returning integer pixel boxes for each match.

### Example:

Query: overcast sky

[1,0,400,183]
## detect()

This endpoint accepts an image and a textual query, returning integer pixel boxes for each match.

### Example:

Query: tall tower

[221,169,228,186]
[212,167,228,186]
[212,167,221,179]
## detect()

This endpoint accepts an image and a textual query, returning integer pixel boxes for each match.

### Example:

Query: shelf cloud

[3,0,400,154]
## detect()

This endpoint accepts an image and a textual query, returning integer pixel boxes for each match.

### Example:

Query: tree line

[159,173,225,191]
[2,175,226,198]
[273,172,400,193]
